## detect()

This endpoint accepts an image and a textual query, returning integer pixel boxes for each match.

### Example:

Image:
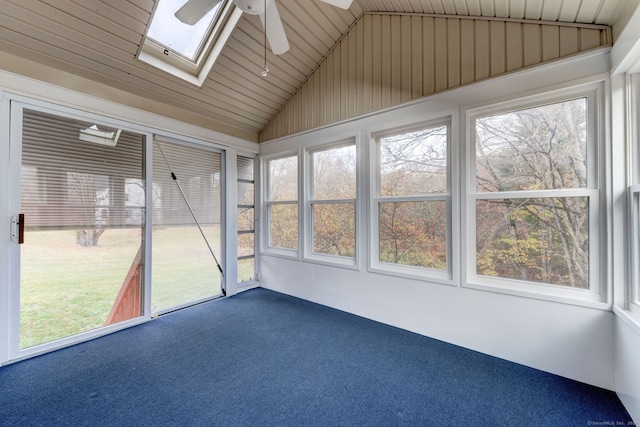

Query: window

[18,108,145,350]
[237,156,255,283]
[628,74,640,312]
[306,142,357,266]
[372,122,450,281]
[138,0,243,86]
[148,0,225,62]
[468,89,602,303]
[264,154,299,255]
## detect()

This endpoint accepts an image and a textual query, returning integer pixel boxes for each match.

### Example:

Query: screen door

[151,139,223,313]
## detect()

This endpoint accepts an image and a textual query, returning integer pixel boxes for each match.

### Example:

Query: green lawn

[151,225,223,311]
[19,226,248,349]
[20,228,140,348]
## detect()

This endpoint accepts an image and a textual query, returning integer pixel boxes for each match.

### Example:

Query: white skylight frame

[79,124,122,146]
[137,0,243,87]
[148,0,224,62]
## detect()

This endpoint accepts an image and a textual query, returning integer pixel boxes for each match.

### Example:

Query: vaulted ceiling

[0,0,629,142]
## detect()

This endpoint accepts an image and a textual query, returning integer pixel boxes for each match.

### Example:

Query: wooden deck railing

[105,246,142,325]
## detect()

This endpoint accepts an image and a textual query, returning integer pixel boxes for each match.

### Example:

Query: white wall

[260,257,615,389]
[611,3,640,418]
[615,313,640,421]
[258,50,617,390]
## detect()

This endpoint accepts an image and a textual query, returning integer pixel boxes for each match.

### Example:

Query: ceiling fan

[175,0,353,55]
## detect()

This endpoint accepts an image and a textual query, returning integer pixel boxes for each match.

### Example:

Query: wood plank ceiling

[0,0,624,142]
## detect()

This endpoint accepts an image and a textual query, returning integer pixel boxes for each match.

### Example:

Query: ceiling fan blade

[318,0,353,9]
[175,0,222,25]
[259,1,290,55]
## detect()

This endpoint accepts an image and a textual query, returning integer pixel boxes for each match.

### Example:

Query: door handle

[11,214,24,244]
[19,213,24,244]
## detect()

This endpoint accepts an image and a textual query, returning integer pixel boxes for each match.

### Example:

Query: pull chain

[261,0,269,77]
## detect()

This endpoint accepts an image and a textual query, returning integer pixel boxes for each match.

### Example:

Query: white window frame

[261,152,300,259]
[369,119,455,284]
[464,82,606,307]
[237,154,257,285]
[7,99,154,362]
[627,73,640,315]
[304,139,359,269]
[137,0,243,87]
[629,185,640,312]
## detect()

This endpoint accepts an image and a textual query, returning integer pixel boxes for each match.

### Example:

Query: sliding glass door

[16,107,146,350]
[9,103,226,357]
[151,139,223,313]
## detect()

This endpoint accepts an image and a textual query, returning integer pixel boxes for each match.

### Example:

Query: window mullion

[470,188,595,200]
[310,199,356,205]
[376,194,448,203]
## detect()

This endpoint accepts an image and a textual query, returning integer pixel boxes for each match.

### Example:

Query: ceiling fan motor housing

[233,0,270,15]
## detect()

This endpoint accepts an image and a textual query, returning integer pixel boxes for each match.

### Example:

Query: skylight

[137,0,243,87]
[79,125,121,146]
[147,0,222,62]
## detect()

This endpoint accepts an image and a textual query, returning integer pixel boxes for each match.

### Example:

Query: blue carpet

[0,288,632,426]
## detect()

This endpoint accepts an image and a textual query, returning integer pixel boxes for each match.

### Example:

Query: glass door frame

[150,135,226,316]
[0,95,11,365]
[7,99,154,362]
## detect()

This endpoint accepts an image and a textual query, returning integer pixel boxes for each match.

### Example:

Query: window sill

[614,306,640,337]
[260,247,300,260]
[463,278,610,310]
[302,253,360,271]
[368,263,454,286]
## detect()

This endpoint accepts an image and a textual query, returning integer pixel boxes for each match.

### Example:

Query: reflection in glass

[20,109,145,349]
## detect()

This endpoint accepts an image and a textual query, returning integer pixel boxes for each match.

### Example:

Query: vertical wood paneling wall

[260,13,611,141]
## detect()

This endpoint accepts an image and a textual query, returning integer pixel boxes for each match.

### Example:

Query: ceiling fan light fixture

[234,0,268,15]
[176,0,350,61]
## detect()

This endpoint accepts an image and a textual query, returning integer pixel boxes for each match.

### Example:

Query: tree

[378,126,448,269]
[268,156,299,249]
[68,172,109,247]
[379,126,448,196]
[474,98,589,288]
[311,145,356,257]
